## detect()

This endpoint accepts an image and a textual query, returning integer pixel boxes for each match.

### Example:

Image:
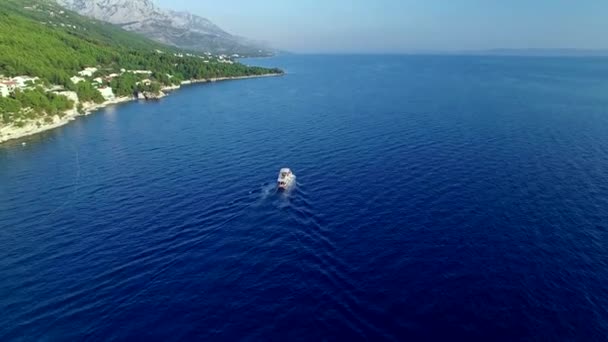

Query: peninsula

[0,0,283,143]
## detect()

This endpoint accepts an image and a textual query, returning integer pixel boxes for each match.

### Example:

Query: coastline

[180,73,283,86]
[0,72,282,144]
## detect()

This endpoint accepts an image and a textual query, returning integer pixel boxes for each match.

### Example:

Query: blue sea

[2,55,608,341]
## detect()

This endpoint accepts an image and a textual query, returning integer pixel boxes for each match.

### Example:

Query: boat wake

[249,179,299,206]
[257,182,277,201]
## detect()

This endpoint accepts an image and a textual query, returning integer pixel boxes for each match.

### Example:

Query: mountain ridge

[55,0,271,56]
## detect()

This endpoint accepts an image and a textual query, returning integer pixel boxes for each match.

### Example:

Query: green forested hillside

[0,0,281,125]
[0,0,280,85]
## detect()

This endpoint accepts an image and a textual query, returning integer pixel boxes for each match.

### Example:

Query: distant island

[437,48,608,57]
[0,0,283,143]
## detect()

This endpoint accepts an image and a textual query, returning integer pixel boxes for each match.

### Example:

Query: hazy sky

[156,0,608,53]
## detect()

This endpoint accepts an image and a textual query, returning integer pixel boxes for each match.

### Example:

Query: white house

[1,81,17,94]
[128,70,153,75]
[136,79,152,86]
[103,73,120,82]
[78,67,98,77]
[12,76,39,88]
[0,84,9,97]
[70,76,85,84]
[97,87,115,101]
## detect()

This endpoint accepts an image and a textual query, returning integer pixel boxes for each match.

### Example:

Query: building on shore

[128,70,153,75]
[78,67,98,77]
[97,86,115,101]
[0,81,17,96]
[11,76,39,88]
[0,84,10,97]
[70,76,86,84]
[137,79,152,86]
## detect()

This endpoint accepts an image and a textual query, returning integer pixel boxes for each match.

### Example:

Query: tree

[75,82,104,103]
[0,0,282,125]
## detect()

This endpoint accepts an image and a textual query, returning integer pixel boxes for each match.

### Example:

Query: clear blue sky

[156,0,608,53]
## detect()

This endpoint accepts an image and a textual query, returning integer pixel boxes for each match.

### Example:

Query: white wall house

[78,67,98,77]
[0,81,17,95]
[97,87,115,101]
[70,76,85,84]
[12,76,39,88]
[128,70,153,75]
[0,84,9,97]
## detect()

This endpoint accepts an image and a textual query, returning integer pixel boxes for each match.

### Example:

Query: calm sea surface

[2,55,608,341]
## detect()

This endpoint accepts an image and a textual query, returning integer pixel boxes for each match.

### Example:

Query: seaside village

[0,4,238,104]
[0,68,146,105]
[0,51,238,103]
[0,68,132,103]
[0,49,251,144]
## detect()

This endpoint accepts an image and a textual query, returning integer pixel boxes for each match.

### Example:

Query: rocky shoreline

[0,73,282,144]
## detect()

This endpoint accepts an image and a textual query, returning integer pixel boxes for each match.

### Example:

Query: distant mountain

[458,49,608,57]
[55,0,272,56]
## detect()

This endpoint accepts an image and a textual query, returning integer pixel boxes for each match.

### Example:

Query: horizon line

[268,48,608,58]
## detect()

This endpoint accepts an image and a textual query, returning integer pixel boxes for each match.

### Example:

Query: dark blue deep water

[2,55,608,341]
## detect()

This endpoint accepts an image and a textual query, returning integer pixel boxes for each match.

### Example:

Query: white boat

[277,168,296,190]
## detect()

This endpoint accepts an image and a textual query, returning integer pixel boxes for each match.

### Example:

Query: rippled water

[2,55,608,340]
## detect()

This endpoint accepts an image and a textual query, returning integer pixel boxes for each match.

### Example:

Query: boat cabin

[279,168,292,178]
[277,168,294,189]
